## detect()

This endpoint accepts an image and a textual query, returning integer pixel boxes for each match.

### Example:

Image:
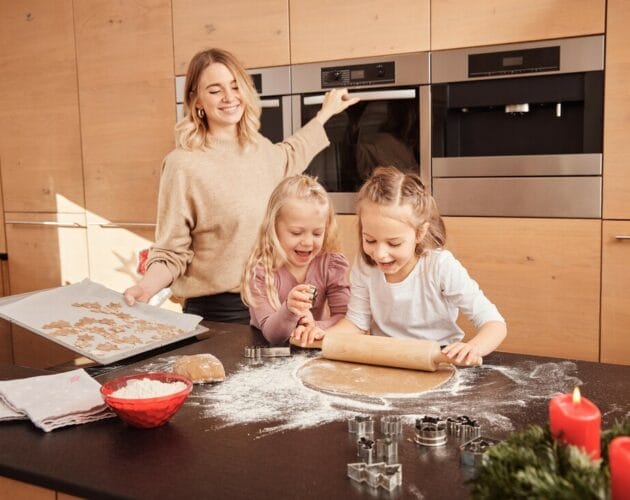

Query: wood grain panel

[173,0,290,73]
[603,0,630,219]
[0,320,12,364]
[444,217,601,361]
[0,476,55,500]
[337,215,359,269]
[74,0,174,223]
[431,0,605,50]
[601,221,630,365]
[4,213,89,294]
[0,0,84,212]
[290,0,429,64]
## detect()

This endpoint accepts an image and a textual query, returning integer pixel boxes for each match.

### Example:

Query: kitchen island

[0,321,628,499]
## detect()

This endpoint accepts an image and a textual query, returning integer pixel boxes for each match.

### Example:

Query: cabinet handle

[5,220,86,228]
[88,222,156,228]
[615,235,630,240]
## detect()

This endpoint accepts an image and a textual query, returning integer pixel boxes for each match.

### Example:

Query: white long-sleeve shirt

[346,249,505,345]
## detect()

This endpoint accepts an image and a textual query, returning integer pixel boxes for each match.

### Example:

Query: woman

[123,48,357,323]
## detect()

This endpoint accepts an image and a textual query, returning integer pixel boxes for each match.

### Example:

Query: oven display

[502,56,523,67]
[321,62,395,88]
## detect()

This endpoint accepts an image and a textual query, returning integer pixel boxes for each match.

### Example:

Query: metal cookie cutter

[347,415,374,437]
[460,436,501,468]
[306,285,318,304]
[243,346,291,359]
[380,415,403,436]
[447,415,481,441]
[347,462,402,492]
[357,437,375,464]
[414,416,448,447]
[376,437,398,464]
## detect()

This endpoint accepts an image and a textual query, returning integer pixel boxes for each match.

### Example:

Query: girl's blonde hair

[241,175,340,310]
[356,166,446,266]
[175,48,261,149]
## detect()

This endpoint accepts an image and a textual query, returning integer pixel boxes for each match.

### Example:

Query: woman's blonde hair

[241,175,340,310]
[175,48,261,149]
[356,166,446,266]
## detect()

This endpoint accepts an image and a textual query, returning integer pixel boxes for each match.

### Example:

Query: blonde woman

[305,166,507,364]
[124,48,358,323]
[241,175,350,344]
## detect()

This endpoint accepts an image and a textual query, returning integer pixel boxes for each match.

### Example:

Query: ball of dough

[173,353,225,384]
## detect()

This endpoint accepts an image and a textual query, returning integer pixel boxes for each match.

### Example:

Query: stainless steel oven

[175,65,292,141]
[291,53,430,213]
[431,35,604,218]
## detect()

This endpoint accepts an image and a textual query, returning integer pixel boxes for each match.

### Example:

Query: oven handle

[260,98,281,109]
[615,235,630,241]
[303,89,416,105]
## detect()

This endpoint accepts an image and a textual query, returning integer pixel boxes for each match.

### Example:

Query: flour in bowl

[111,378,187,399]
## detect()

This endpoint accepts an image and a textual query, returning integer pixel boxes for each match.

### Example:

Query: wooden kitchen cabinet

[5,212,89,368]
[290,0,429,64]
[0,0,84,213]
[601,221,630,365]
[444,217,601,361]
[431,0,605,50]
[603,0,630,219]
[172,0,290,72]
[74,0,174,224]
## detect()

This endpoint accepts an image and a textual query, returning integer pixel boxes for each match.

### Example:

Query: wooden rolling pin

[321,331,482,372]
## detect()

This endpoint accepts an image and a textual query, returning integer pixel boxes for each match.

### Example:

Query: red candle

[610,437,630,500]
[549,387,601,459]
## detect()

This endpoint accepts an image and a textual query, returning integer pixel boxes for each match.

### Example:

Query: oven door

[260,96,292,142]
[292,87,429,214]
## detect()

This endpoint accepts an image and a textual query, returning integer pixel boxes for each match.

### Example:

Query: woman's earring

[196,108,206,119]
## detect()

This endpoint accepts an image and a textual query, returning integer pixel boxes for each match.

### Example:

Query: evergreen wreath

[470,417,630,499]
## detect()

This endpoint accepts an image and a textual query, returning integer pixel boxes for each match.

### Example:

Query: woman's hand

[316,88,360,125]
[286,284,315,317]
[441,342,482,366]
[123,284,153,306]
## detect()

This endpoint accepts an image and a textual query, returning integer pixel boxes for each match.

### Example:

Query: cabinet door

[74,0,174,223]
[5,213,89,368]
[172,0,290,73]
[290,0,429,64]
[431,0,605,50]
[444,217,601,361]
[603,0,630,219]
[0,1,84,213]
[337,215,359,272]
[601,221,630,365]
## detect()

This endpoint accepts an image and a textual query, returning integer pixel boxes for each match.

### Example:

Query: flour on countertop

[134,353,630,437]
[111,378,187,399]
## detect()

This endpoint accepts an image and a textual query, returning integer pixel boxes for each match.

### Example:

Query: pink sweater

[248,252,350,344]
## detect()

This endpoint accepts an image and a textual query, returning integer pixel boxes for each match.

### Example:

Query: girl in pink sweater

[241,175,350,344]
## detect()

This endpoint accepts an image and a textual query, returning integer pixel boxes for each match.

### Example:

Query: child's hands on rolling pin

[286,284,317,317]
[441,342,482,366]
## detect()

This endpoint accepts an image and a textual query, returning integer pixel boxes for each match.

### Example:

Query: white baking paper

[0,279,204,365]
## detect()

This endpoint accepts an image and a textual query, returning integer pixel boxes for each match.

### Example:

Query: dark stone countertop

[0,322,628,500]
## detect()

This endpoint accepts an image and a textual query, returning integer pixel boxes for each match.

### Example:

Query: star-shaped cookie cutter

[347,462,402,491]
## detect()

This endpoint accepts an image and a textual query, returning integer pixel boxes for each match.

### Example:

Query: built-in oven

[291,53,430,213]
[175,65,292,141]
[431,35,604,218]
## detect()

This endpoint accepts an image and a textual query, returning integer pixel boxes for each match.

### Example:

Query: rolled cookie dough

[173,353,225,384]
[297,358,454,398]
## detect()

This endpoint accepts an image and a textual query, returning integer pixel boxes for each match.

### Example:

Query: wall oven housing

[291,53,430,214]
[431,36,604,218]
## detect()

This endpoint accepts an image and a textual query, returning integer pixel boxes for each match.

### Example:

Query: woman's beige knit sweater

[146,119,330,299]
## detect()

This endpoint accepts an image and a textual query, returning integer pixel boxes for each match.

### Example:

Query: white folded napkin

[0,368,114,432]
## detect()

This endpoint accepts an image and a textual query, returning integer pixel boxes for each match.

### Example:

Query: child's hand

[291,318,325,346]
[441,342,482,366]
[286,284,316,317]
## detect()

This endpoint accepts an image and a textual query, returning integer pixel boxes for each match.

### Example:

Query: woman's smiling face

[196,62,244,136]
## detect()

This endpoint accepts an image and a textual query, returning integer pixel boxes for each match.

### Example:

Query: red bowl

[100,372,193,428]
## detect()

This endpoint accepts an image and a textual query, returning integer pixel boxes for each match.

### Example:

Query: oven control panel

[321,61,395,88]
